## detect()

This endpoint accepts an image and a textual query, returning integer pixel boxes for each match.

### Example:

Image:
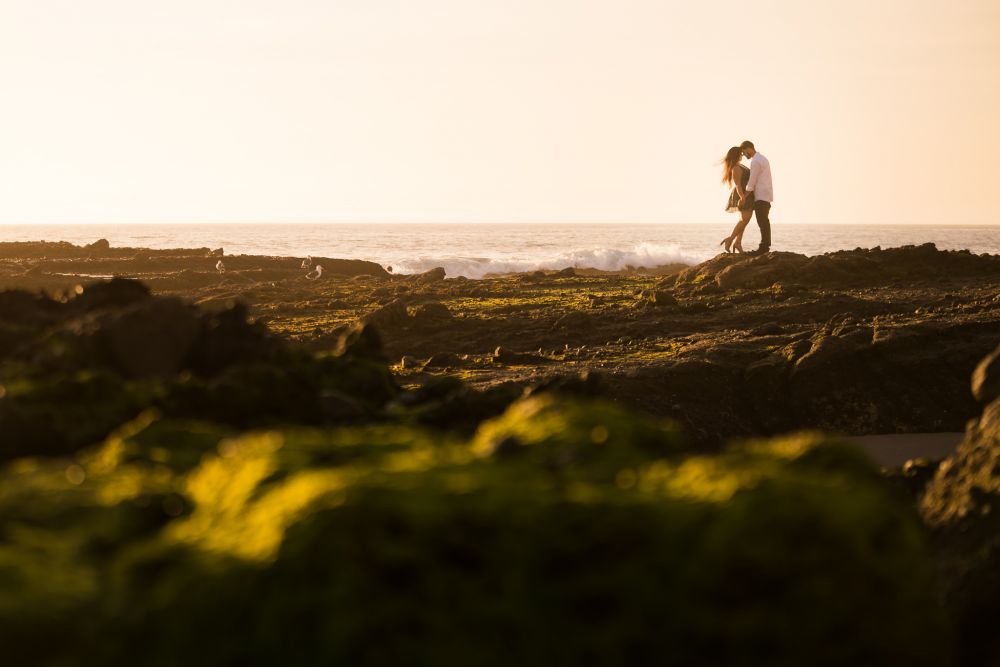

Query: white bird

[216,260,226,273]
[301,256,312,269]
[305,264,323,280]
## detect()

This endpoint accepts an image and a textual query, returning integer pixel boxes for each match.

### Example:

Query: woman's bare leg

[732,208,752,253]
[723,213,744,253]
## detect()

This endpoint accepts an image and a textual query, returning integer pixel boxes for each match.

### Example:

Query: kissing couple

[720,140,773,254]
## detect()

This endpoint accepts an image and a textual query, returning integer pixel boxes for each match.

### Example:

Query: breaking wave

[387,242,704,279]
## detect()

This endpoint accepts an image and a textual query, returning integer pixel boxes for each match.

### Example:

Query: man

[740,140,773,254]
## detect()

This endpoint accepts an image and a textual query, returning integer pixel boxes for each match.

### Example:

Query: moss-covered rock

[0,399,950,666]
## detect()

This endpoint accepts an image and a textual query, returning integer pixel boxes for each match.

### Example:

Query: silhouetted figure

[741,140,773,254]
[720,146,754,253]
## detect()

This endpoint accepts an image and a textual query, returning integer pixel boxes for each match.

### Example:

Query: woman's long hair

[721,146,743,185]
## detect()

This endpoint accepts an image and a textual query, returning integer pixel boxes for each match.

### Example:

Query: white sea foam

[2,223,998,280]
[387,242,702,278]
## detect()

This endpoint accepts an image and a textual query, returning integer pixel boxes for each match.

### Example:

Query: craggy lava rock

[0,280,397,459]
[922,342,1000,665]
[334,322,385,361]
[414,266,446,284]
[675,244,1000,292]
[971,344,1000,405]
[408,301,453,324]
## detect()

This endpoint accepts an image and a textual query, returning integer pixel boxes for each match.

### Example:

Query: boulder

[335,323,385,361]
[971,343,1000,404]
[415,267,446,284]
[921,343,1000,664]
[363,299,410,330]
[408,302,453,323]
[95,297,202,378]
[642,290,678,307]
[70,278,151,312]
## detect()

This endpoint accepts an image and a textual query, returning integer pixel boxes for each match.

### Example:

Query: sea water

[1,223,998,279]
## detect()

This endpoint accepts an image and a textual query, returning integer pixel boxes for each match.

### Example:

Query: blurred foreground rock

[922,341,1000,666]
[0,279,397,459]
[0,395,950,666]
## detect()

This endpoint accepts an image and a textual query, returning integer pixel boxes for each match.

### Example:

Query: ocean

[2,223,999,279]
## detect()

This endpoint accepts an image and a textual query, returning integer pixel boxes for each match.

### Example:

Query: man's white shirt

[746,152,773,203]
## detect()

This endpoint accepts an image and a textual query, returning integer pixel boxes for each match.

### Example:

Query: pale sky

[1,0,998,225]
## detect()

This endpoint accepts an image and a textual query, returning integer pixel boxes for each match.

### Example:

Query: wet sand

[850,432,963,467]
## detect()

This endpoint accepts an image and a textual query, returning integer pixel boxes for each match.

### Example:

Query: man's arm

[745,157,760,193]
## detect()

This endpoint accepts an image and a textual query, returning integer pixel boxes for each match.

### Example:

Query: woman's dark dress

[726,164,754,212]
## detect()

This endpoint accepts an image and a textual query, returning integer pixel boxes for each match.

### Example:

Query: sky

[1,0,998,225]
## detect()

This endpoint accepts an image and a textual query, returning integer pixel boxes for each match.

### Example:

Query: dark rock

[363,299,410,330]
[750,322,784,336]
[489,435,524,458]
[86,238,111,252]
[70,278,151,312]
[186,302,281,376]
[680,301,710,314]
[422,352,465,369]
[409,302,452,323]
[524,371,602,398]
[551,311,592,331]
[95,298,202,378]
[555,267,576,277]
[922,351,1000,664]
[520,271,546,283]
[643,290,677,308]
[883,458,942,501]
[972,344,1000,404]
[415,267,446,284]
[335,323,384,361]
[492,346,547,365]
[0,290,60,329]
[675,245,1000,293]
[310,258,389,278]
[318,390,369,422]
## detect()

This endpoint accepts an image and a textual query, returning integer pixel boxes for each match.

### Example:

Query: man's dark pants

[753,200,771,252]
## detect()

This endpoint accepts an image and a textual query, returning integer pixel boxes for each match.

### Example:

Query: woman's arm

[735,167,747,200]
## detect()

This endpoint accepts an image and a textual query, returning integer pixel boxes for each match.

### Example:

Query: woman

[720,146,754,253]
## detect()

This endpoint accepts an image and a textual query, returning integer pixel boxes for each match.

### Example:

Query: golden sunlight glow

[1,0,998,225]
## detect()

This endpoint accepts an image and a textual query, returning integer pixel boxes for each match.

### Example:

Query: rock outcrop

[674,244,1000,293]
[922,342,1000,665]
[0,279,396,459]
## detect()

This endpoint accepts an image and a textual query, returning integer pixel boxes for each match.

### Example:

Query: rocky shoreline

[4,239,997,445]
[2,239,999,664]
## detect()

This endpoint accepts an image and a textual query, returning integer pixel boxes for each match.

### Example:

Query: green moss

[0,400,951,666]
[0,370,159,460]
